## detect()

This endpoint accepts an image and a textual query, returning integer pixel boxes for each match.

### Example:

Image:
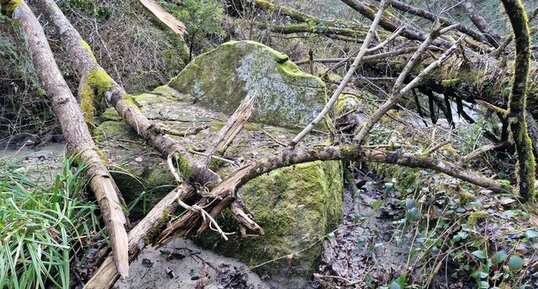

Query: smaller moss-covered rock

[236,160,343,276]
[169,40,327,128]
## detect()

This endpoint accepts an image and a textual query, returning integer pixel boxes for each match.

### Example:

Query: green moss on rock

[197,161,343,278]
[169,40,327,128]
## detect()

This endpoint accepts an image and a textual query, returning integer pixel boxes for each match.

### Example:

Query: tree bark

[2,0,130,277]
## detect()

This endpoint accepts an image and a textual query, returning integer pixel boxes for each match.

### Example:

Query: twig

[475,99,507,114]
[422,140,451,156]
[463,141,510,161]
[189,149,237,167]
[262,130,287,146]
[176,199,230,241]
[167,153,182,183]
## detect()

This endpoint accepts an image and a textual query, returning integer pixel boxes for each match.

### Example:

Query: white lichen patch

[169,40,327,128]
[236,50,320,123]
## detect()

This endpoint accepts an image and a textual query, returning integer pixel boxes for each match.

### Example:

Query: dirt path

[313,173,410,288]
[114,238,271,289]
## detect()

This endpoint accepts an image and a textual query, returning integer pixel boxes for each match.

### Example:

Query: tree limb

[462,0,501,47]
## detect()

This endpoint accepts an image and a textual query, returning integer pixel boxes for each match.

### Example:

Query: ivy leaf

[524,230,538,239]
[472,250,487,260]
[508,255,524,271]
[492,250,507,264]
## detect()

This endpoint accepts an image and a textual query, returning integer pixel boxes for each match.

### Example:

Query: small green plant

[160,0,225,60]
[467,248,527,288]
[0,157,101,289]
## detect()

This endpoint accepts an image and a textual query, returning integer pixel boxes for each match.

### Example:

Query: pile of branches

[0,0,535,288]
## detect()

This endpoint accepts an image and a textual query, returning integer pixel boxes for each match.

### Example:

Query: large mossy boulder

[168,40,327,128]
[95,41,342,280]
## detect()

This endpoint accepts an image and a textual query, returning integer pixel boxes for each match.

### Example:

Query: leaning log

[1,0,130,277]
[37,0,220,186]
[84,184,195,289]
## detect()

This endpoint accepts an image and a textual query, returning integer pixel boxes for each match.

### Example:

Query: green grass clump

[0,157,100,289]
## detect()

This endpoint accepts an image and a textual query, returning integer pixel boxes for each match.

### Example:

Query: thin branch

[463,141,510,161]
[354,30,464,144]
[289,0,390,147]
[462,0,501,47]
[296,47,417,65]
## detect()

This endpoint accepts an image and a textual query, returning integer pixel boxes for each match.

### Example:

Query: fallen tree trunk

[37,0,219,186]
[379,0,491,47]
[338,0,538,119]
[2,0,130,278]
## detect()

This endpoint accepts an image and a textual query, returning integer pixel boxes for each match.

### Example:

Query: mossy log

[2,0,130,277]
[244,0,380,41]
[261,22,368,39]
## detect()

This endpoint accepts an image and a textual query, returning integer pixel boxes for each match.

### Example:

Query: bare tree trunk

[2,0,130,277]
